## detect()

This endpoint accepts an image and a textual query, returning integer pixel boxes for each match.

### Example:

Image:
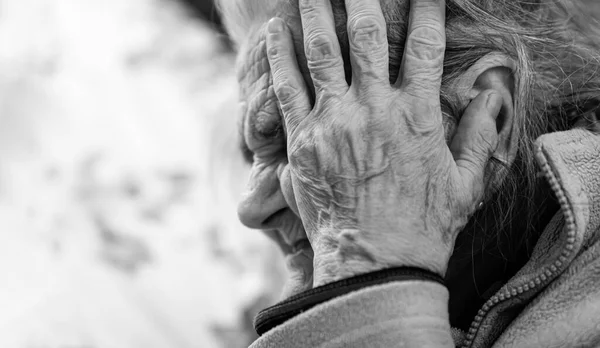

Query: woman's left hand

[266,0,503,285]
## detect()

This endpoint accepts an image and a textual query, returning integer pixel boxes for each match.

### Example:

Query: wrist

[310,227,403,287]
[311,226,451,286]
[312,251,386,287]
[310,227,379,287]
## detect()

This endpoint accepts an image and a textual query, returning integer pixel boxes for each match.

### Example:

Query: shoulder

[494,231,600,348]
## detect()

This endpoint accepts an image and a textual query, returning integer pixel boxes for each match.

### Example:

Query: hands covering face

[265,0,503,285]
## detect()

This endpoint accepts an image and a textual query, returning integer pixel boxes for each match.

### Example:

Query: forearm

[251,272,454,348]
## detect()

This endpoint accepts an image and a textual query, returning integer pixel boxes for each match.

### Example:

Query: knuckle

[406,25,445,61]
[267,42,292,65]
[267,44,282,61]
[305,32,338,62]
[348,14,385,44]
[289,134,318,169]
[299,0,320,13]
[274,78,301,103]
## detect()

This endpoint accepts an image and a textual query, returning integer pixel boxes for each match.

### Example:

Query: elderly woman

[219,0,600,346]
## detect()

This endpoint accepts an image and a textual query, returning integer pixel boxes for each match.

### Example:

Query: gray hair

[218,0,600,257]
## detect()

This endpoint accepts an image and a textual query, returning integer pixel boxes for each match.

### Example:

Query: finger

[397,0,446,99]
[299,0,347,97]
[450,90,502,200]
[345,0,390,86]
[266,18,312,135]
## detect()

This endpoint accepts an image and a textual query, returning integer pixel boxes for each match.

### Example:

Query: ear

[447,53,517,193]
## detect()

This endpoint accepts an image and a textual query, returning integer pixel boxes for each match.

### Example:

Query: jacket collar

[464,128,600,347]
[535,128,600,251]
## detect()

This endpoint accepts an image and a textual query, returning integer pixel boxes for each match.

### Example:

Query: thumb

[450,90,503,193]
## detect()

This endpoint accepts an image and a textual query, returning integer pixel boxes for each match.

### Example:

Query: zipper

[461,149,578,348]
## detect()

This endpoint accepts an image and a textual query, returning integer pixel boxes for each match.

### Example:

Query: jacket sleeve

[249,280,455,348]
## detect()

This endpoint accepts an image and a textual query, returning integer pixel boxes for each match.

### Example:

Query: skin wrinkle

[236,30,265,82]
[245,80,269,124]
[329,162,391,214]
[246,63,270,106]
[246,96,280,156]
[254,87,284,138]
[305,35,337,64]
[405,27,446,62]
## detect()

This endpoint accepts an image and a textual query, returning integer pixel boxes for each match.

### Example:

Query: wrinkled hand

[266,0,503,285]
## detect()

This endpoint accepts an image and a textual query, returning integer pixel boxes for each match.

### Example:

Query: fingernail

[268,18,285,34]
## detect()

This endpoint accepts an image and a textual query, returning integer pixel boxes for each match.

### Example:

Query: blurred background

[0,0,285,347]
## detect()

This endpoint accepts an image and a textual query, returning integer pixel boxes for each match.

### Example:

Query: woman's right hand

[266,0,502,285]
